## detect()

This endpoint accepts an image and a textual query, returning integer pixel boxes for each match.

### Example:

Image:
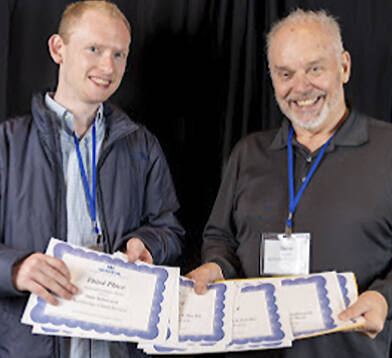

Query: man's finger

[12,253,77,303]
[45,256,72,281]
[26,280,59,306]
[188,269,209,294]
[32,269,74,300]
[40,261,78,295]
[126,238,153,263]
[339,300,369,321]
[339,291,387,339]
[186,263,224,295]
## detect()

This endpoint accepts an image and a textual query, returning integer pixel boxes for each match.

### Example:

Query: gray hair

[266,9,344,66]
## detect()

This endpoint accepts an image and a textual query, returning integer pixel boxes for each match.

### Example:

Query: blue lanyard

[72,123,99,235]
[285,125,334,235]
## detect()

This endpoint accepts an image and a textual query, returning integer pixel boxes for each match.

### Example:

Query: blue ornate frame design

[282,275,336,336]
[337,274,350,308]
[178,278,227,343]
[29,242,169,340]
[152,279,227,352]
[231,282,285,345]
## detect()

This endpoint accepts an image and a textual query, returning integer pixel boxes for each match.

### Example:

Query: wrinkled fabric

[0,92,184,357]
[203,110,392,358]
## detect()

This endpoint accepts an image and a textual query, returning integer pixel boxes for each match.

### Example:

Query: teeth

[296,97,318,106]
[91,77,110,86]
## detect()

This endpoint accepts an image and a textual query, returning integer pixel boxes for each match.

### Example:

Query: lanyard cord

[286,125,335,235]
[72,122,99,235]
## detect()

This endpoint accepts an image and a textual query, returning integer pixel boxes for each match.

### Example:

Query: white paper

[22,238,178,343]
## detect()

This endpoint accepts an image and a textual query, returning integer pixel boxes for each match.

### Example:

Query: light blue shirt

[45,94,128,358]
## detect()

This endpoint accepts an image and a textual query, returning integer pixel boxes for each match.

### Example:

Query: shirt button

[301,176,306,182]
[306,156,312,163]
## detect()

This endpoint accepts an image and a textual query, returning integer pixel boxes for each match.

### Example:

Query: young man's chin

[85,92,114,104]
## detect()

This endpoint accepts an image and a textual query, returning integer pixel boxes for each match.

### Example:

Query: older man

[0,1,184,357]
[188,9,391,358]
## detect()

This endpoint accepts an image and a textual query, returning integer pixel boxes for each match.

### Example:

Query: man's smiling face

[53,8,130,108]
[269,20,350,132]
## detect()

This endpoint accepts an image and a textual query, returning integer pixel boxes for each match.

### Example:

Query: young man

[187,9,391,358]
[0,1,184,357]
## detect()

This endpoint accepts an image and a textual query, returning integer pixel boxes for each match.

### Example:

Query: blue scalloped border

[178,278,226,343]
[337,274,350,308]
[231,282,285,345]
[282,275,336,336]
[30,242,168,340]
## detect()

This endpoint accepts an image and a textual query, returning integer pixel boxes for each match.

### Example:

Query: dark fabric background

[1,0,392,275]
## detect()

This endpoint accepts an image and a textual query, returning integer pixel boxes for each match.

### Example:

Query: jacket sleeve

[201,144,243,279]
[0,140,32,297]
[114,134,185,266]
[0,245,31,297]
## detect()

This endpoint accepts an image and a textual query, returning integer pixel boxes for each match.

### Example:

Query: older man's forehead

[270,22,336,61]
[272,20,336,50]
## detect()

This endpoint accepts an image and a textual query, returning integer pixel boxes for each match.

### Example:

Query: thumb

[126,238,145,262]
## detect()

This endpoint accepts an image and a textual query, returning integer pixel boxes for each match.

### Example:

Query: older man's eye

[114,52,125,59]
[280,72,291,79]
[89,46,98,53]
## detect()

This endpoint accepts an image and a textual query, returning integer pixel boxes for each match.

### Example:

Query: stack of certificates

[21,239,364,354]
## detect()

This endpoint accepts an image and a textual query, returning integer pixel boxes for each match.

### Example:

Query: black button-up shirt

[203,110,392,358]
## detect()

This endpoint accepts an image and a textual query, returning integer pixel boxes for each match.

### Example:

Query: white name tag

[261,233,310,276]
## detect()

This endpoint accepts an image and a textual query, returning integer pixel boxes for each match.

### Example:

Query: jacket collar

[31,92,139,150]
[269,109,369,152]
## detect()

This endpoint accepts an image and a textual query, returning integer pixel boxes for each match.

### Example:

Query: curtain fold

[0,0,391,272]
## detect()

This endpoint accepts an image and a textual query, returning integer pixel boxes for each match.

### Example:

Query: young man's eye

[89,46,98,53]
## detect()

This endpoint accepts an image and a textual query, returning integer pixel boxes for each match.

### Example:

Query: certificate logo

[99,264,121,276]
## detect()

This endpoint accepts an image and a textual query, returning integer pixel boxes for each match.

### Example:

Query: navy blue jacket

[0,92,184,357]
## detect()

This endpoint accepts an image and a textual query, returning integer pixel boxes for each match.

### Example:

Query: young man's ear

[48,34,65,64]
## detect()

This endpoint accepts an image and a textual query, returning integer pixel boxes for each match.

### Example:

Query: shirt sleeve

[368,278,392,319]
[367,140,392,320]
[201,143,243,279]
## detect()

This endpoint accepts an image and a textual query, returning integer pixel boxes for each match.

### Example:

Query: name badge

[261,232,310,276]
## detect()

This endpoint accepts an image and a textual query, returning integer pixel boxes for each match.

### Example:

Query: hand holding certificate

[140,272,363,355]
[22,238,179,343]
[21,239,365,354]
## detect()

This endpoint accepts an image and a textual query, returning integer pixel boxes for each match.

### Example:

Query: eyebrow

[307,59,324,67]
[85,42,129,52]
[273,66,293,72]
[273,59,325,72]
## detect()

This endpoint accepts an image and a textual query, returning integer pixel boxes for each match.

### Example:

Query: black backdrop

[1,0,392,274]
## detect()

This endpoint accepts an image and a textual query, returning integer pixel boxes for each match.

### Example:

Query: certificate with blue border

[142,277,234,353]
[227,279,292,351]
[22,238,178,343]
[280,272,365,339]
[282,274,336,337]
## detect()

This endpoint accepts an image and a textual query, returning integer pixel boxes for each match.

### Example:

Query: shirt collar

[44,92,104,137]
[269,109,368,152]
